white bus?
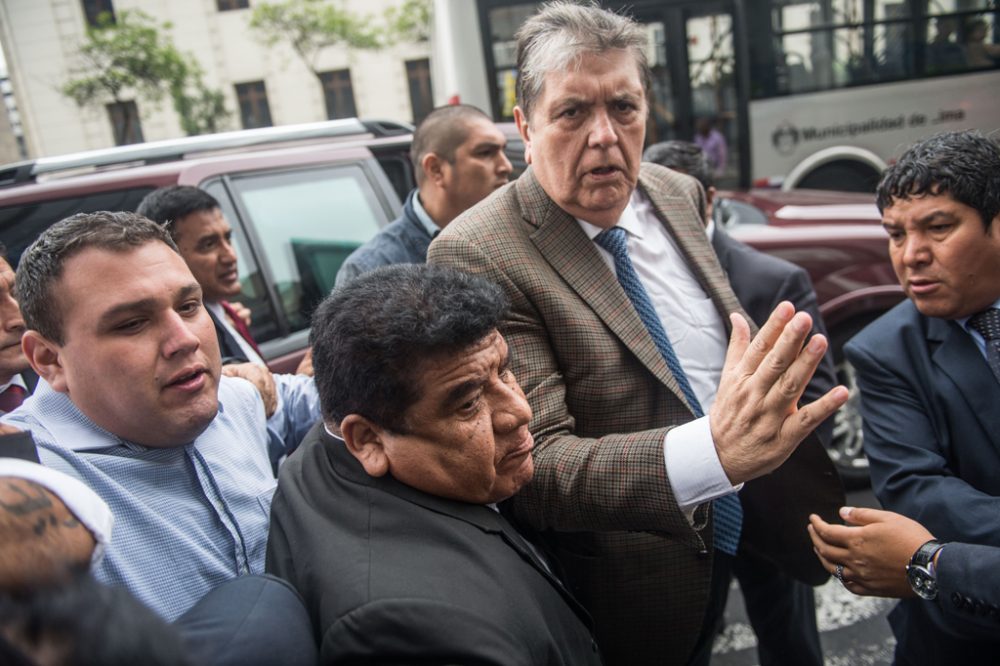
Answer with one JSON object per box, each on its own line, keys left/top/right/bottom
{"left": 432, "top": 0, "right": 1000, "bottom": 190}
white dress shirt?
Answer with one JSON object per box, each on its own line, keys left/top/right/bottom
{"left": 576, "top": 189, "right": 739, "bottom": 515}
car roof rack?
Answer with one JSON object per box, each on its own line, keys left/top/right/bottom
{"left": 0, "top": 118, "right": 414, "bottom": 186}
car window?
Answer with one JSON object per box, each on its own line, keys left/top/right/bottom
{"left": 201, "top": 179, "right": 282, "bottom": 344}
{"left": 226, "top": 164, "right": 387, "bottom": 335}
{"left": 0, "top": 187, "right": 156, "bottom": 266}
{"left": 714, "top": 197, "right": 771, "bottom": 229}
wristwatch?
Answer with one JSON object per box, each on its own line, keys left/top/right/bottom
{"left": 906, "top": 539, "right": 946, "bottom": 600}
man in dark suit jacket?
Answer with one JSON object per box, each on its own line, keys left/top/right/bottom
{"left": 644, "top": 140, "right": 837, "bottom": 666}
{"left": 266, "top": 265, "right": 602, "bottom": 665}
{"left": 428, "top": 6, "right": 846, "bottom": 664}
{"left": 843, "top": 130, "right": 1000, "bottom": 663}
{"left": 0, "top": 251, "right": 34, "bottom": 414}
{"left": 335, "top": 105, "right": 512, "bottom": 286}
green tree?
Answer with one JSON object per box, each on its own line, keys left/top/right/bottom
{"left": 62, "top": 10, "right": 231, "bottom": 140}
{"left": 249, "top": 0, "right": 382, "bottom": 79}
{"left": 383, "top": 0, "right": 432, "bottom": 44}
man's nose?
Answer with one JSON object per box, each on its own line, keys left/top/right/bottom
{"left": 0, "top": 294, "right": 24, "bottom": 333}
{"left": 587, "top": 110, "right": 618, "bottom": 148}
{"left": 220, "top": 240, "right": 238, "bottom": 264}
{"left": 901, "top": 234, "right": 931, "bottom": 266}
{"left": 497, "top": 151, "right": 513, "bottom": 176}
{"left": 162, "top": 310, "right": 201, "bottom": 358}
{"left": 492, "top": 378, "right": 532, "bottom": 433}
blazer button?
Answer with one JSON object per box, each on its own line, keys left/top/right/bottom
{"left": 951, "top": 592, "right": 963, "bottom": 607}
{"left": 697, "top": 549, "right": 710, "bottom": 560}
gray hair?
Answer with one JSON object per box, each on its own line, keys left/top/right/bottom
{"left": 17, "top": 211, "right": 178, "bottom": 344}
{"left": 515, "top": 1, "right": 651, "bottom": 120}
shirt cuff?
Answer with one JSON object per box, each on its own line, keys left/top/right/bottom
{"left": 0, "top": 459, "right": 114, "bottom": 566}
{"left": 663, "top": 416, "right": 742, "bottom": 521}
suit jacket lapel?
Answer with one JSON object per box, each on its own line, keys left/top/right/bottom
{"left": 639, "top": 168, "right": 745, "bottom": 336}
{"left": 324, "top": 428, "right": 592, "bottom": 622}
{"left": 928, "top": 317, "right": 1000, "bottom": 445}
{"left": 518, "top": 167, "right": 696, "bottom": 413}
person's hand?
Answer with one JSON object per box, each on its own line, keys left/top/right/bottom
{"left": 295, "top": 348, "right": 313, "bottom": 376}
{"left": 222, "top": 363, "right": 277, "bottom": 417}
{"left": 0, "top": 477, "right": 96, "bottom": 589}
{"left": 710, "top": 302, "right": 849, "bottom": 484}
{"left": 808, "top": 506, "right": 934, "bottom": 598}
{"left": 228, "top": 301, "right": 253, "bottom": 327}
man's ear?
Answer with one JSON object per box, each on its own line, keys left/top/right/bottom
{"left": 513, "top": 106, "right": 532, "bottom": 165}
{"left": 339, "top": 414, "right": 390, "bottom": 477}
{"left": 421, "top": 152, "right": 447, "bottom": 187}
{"left": 22, "top": 331, "right": 68, "bottom": 393}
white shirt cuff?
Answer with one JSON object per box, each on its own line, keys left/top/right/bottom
{"left": 663, "top": 416, "right": 742, "bottom": 521}
{"left": 0, "top": 459, "right": 114, "bottom": 566}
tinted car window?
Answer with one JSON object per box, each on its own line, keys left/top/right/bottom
{"left": 714, "top": 198, "right": 770, "bottom": 229}
{"left": 0, "top": 187, "right": 155, "bottom": 265}
{"left": 201, "top": 179, "right": 282, "bottom": 344}
{"left": 227, "top": 164, "right": 387, "bottom": 334}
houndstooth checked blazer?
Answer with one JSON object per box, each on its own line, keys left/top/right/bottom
{"left": 428, "top": 163, "right": 842, "bottom": 666}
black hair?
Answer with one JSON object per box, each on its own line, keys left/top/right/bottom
{"left": 876, "top": 130, "right": 1000, "bottom": 229}
{"left": 136, "top": 186, "right": 221, "bottom": 239}
{"left": 310, "top": 264, "right": 509, "bottom": 432}
{"left": 16, "top": 211, "right": 177, "bottom": 344}
{"left": 0, "top": 573, "right": 191, "bottom": 666}
{"left": 643, "top": 140, "right": 714, "bottom": 190}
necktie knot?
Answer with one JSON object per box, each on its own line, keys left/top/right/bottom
{"left": 594, "top": 226, "right": 628, "bottom": 258}
{"left": 969, "top": 308, "right": 1000, "bottom": 342}
{"left": 0, "top": 383, "right": 27, "bottom": 413}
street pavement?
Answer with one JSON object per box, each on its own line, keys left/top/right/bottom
{"left": 712, "top": 487, "right": 899, "bottom": 665}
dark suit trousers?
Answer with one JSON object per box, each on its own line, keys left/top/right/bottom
{"left": 733, "top": 550, "right": 822, "bottom": 666}
{"left": 174, "top": 574, "right": 317, "bottom": 666}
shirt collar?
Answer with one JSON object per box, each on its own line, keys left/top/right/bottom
{"left": 411, "top": 192, "right": 443, "bottom": 239}
{"left": 0, "top": 373, "right": 27, "bottom": 394}
{"left": 575, "top": 189, "right": 646, "bottom": 241}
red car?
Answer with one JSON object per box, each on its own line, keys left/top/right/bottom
{"left": 717, "top": 188, "right": 904, "bottom": 483}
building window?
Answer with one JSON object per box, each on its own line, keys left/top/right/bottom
{"left": 216, "top": 0, "right": 249, "bottom": 10}
{"left": 106, "top": 101, "right": 143, "bottom": 145}
{"left": 81, "top": 0, "right": 115, "bottom": 26}
{"left": 319, "top": 69, "right": 358, "bottom": 120}
{"left": 405, "top": 59, "right": 433, "bottom": 124}
{"left": 235, "top": 81, "right": 273, "bottom": 129}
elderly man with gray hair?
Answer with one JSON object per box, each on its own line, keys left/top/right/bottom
{"left": 428, "top": 3, "right": 846, "bottom": 665}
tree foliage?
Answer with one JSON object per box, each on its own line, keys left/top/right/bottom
{"left": 383, "top": 0, "right": 432, "bottom": 44}
{"left": 249, "top": 0, "right": 432, "bottom": 77}
{"left": 249, "top": 0, "right": 382, "bottom": 76}
{"left": 62, "top": 10, "right": 231, "bottom": 137}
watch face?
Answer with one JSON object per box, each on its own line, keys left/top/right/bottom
{"left": 907, "top": 564, "right": 938, "bottom": 600}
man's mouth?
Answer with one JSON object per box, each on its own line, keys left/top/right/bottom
{"left": 165, "top": 366, "right": 208, "bottom": 391}
{"left": 589, "top": 165, "right": 619, "bottom": 177}
{"left": 908, "top": 278, "right": 941, "bottom": 295}
{"left": 500, "top": 432, "right": 534, "bottom": 464}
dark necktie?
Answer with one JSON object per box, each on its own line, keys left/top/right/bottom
{"left": 595, "top": 226, "right": 742, "bottom": 556}
{"left": 0, "top": 383, "right": 27, "bottom": 413}
{"left": 221, "top": 300, "right": 263, "bottom": 358}
{"left": 968, "top": 307, "right": 1000, "bottom": 385}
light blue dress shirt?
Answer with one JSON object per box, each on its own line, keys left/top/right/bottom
{"left": 1, "top": 376, "right": 309, "bottom": 621}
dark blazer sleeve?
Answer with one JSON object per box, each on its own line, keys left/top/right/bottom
{"left": 713, "top": 230, "right": 837, "bottom": 444}
{"left": 935, "top": 542, "right": 1000, "bottom": 639}
{"left": 322, "top": 598, "right": 530, "bottom": 666}
{"left": 845, "top": 325, "right": 1000, "bottom": 547}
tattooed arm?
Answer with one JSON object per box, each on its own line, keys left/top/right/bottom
{"left": 0, "top": 476, "right": 97, "bottom": 588}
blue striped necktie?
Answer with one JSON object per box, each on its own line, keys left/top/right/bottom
{"left": 594, "top": 226, "right": 742, "bottom": 555}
